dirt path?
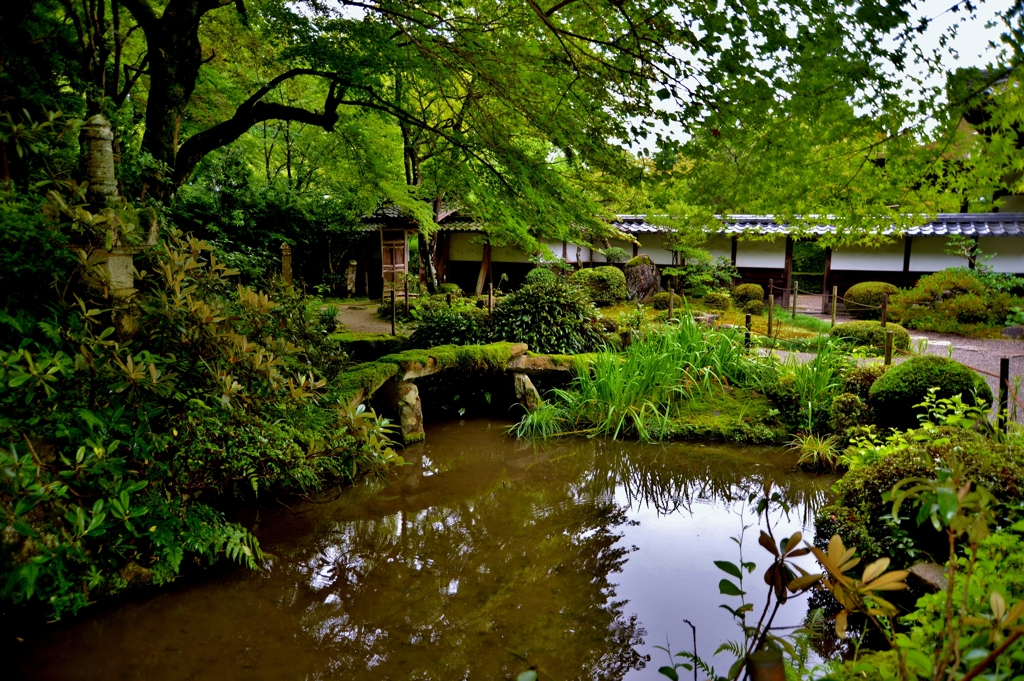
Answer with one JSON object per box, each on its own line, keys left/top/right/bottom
{"left": 336, "top": 303, "right": 406, "bottom": 335}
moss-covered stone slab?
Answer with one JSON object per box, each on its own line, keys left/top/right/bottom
{"left": 330, "top": 332, "right": 409, "bottom": 362}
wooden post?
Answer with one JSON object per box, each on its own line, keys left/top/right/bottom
{"left": 1000, "top": 357, "right": 1010, "bottom": 432}
{"left": 404, "top": 277, "right": 410, "bottom": 315}
{"left": 768, "top": 278, "right": 773, "bottom": 299}
{"left": 884, "top": 330, "right": 894, "bottom": 365}
{"left": 446, "top": 293, "right": 453, "bottom": 307}
{"left": 745, "top": 314, "right": 752, "bottom": 348}
{"left": 881, "top": 293, "right": 889, "bottom": 327}
{"left": 488, "top": 282, "right": 494, "bottom": 312}
{"left": 791, "top": 281, "right": 799, "bottom": 319}
{"left": 390, "top": 289, "right": 397, "bottom": 336}
{"left": 831, "top": 286, "right": 838, "bottom": 328}
{"left": 668, "top": 287, "right": 675, "bottom": 320}
{"left": 767, "top": 295, "right": 774, "bottom": 338}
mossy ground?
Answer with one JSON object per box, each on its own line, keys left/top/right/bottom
{"left": 598, "top": 300, "right": 826, "bottom": 340}
{"left": 660, "top": 388, "right": 788, "bottom": 443}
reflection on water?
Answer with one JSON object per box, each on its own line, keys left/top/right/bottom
{"left": 14, "top": 420, "right": 832, "bottom": 680}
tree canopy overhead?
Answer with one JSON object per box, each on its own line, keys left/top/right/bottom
{"left": 2, "top": 0, "right": 1020, "bottom": 250}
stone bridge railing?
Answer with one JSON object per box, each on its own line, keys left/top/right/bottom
{"left": 337, "top": 342, "right": 577, "bottom": 443}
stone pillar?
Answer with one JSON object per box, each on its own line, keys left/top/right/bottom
{"left": 80, "top": 115, "right": 138, "bottom": 335}
{"left": 80, "top": 114, "right": 119, "bottom": 206}
{"left": 513, "top": 373, "right": 541, "bottom": 412}
{"left": 281, "top": 242, "right": 293, "bottom": 285}
{"left": 345, "top": 259, "right": 358, "bottom": 296}
{"left": 380, "top": 377, "right": 425, "bottom": 444}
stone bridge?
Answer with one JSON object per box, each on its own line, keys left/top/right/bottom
{"left": 337, "top": 342, "right": 579, "bottom": 443}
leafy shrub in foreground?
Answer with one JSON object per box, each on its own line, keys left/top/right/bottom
{"left": 815, "top": 426, "right": 1024, "bottom": 564}
{"left": 869, "top": 355, "right": 992, "bottom": 430}
{"left": 525, "top": 267, "right": 556, "bottom": 285}
{"left": 0, "top": 227, "right": 395, "bottom": 618}
{"left": 490, "top": 280, "right": 606, "bottom": 354}
{"left": 568, "top": 265, "right": 628, "bottom": 305}
{"left": 843, "top": 281, "right": 899, "bottom": 319}
{"left": 732, "top": 283, "right": 764, "bottom": 306}
{"left": 829, "top": 320, "right": 910, "bottom": 351}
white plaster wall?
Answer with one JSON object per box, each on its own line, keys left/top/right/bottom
{"left": 735, "top": 239, "right": 786, "bottom": 268}
{"left": 831, "top": 240, "right": 905, "bottom": 272}
{"left": 701, "top": 234, "right": 733, "bottom": 261}
{"left": 450, "top": 232, "right": 484, "bottom": 261}
{"left": 910, "top": 236, "right": 967, "bottom": 272}
{"left": 979, "top": 237, "right": 1024, "bottom": 273}
{"left": 637, "top": 234, "right": 675, "bottom": 265}
{"left": 491, "top": 245, "right": 532, "bottom": 263}
{"left": 591, "top": 238, "right": 634, "bottom": 263}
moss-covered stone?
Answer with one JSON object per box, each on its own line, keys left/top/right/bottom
{"left": 336, "top": 361, "right": 401, "bottom": 407}
{"left": 330, "top": 332, "right": 409, "bottom": 361}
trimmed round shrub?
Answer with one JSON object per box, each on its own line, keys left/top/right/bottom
{"left": 568, "top": 265, "right": 628, "bottom": 306}
{"left": 742, "top": 299, "right": 766, "bottom": 316}
{"left": 869, "top": 355, "right": 993, "bottom": 430}
{"left": 525, "top": 267, "right": 557, "bottom": 285}
{"left": 651, "top": 291, "right": 681, "bottom": 310}
{"left": 842, "top": 363, "right": 890, "bottom": 400}
{"left": 733, "top": 283, "right": 765, "bottom": 306}
{"left": 844, "top": 281, "right": 900, "bottom": 319}
{"left": 490, "top": 280, "right": 606, "bottom": 354}
{"left": 410, "top": 307, "right": 486, "bottom": 348}
{"left": 704, "top": 291, "right": 731, "bottom": 310}
{"left": 830, "top": 320, "right": 910, "bottom": 351}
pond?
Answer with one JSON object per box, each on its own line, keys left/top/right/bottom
{"left": 14, "top": 419, "right": 834, "bottom": 680}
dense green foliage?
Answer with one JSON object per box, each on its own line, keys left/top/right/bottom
{"left": 0, "top": 225, "right": 398, "bottom": 618}
{"left": 892, "top": 268, "right": 1024, "bottom": 335}
{"left": 869, "top": 356, "right": 992, "bottom": 430}
{"left": 829, "top": 320, "right": 911, "bottom": 351}
{"left": 410, "top": 306, "right": 487, "bottom": 348}
{"left": 732, "top": 284, "right": 764, "bottom": 306}
{"left": 568, "top": 266, "right": 629, "bottom": 306}
{"left": 662, "top": 256, "right": 738, "bottom": 298}
{"left": 843, "top": 281, "right": 900, "bottom": 319}
{"left": 490, "top": 281, "right": 607, "bottom": 354}
{"left": 514, "top": 319, "right": 778, "bottom": 442}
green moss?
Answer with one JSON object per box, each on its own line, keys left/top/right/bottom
{"left": 330, "top": 332, "right": 409, "bottom": 361}
{"left": 335, "top": 361, "right": 401, "bottom": 407}
{"left": 624, "top": 255, "right": 652, "bottom": 268}
{"left": 658, "top": 389, "right": 787, "bottom": 443}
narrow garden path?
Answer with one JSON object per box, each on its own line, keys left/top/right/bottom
{"left": 336, "top": 303, "right": 406, "bottom": 335}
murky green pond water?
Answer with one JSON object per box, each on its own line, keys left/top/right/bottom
{"left": 14, "top": 419, "right": 833, "bottom": 680}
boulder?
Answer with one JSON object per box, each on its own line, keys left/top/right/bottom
{"left": 623, "top": 255, "right": 661, "bottom": 302}
{"left": 1002, "top": 325, "right": 1024, "bottom": 340}
{"left": 908, "top": 562, "right": 947, "bottom": 593}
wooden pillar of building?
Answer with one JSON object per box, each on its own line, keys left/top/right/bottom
{"left": 281, "top": 243, "right": 293, "bottom": 285}
{"left": 821, "top": 246, "right": 832, "bottom": 313}
{"left": 475, "top": 243, "right": 492, "bottom": 295}
{"left": 902, "top": 235, "right": 913, "bottom": 287}
{"left": 730, "top": 236, "right": 738, "bottom": 265}
{"left": 783, "top": 236, "right": 794, "bottom": 308}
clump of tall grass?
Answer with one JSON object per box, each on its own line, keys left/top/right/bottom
{"left": 513, "top": 316, "right": 764, "bottom": 441}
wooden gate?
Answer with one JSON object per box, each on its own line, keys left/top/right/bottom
{"left": 381, "top": 229, "right": 409, "bottom": 295}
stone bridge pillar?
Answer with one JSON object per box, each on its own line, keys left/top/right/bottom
{"left": 380, "top": 377, "right": 425, "bottom": 444}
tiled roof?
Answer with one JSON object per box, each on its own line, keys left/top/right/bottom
{"left": 613, "top": 213, "right": 1024, "bottom": 237}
